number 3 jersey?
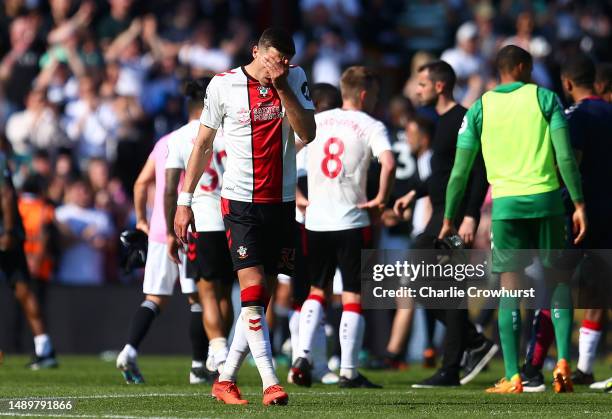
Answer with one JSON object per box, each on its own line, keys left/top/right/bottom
{"left": 165, "top": 120, "right": 227, "bottom": 232}
{"left": 199, "top": 66, "right": 314, "bottom": 204}
{"left": 304, "top": 108, "right": 391, "bottom": 232}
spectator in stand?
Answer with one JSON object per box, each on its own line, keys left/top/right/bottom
{"left": 97, "top": 0, "right": 134, "bottom": 49}
{"left": 178, "top": 21, "right": 232, "bottom": 76}
{"left": 55, "top": 178, "right": 113, "bottom": 285}
{"left": 62, "top": 76, "right": 119, "bottom": 163}
{"left": 5, "top": 87, "right": 69, "bottom": 158}
{"left": 397, "top": 0, "right": 449, "bottom": 55}
{"left": 441, "top": 21, "right": 487, "bottom": 107}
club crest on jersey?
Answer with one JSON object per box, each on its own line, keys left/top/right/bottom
{"left": 237, "top": 245, "right": 248, "bottom": 259}
{"left": 257, "top": 85, "right": 270, "bottom": 99}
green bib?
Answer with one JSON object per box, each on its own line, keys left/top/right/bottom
{"left": 481, "top": 83, "right": 559, "bottom": 198}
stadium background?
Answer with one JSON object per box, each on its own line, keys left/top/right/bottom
{"left": 0, "top": 0, "right": 610, "bottom": 362}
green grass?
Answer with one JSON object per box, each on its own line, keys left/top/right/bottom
{"left": 0, "top": 355, "right": 610, "bottom": 418}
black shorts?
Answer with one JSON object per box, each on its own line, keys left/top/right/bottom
{"left": 306, "top": 227, "right": 372, "bottom": 293}
{"left": 186, "top": 231, "right": 235, "bottom": 283}
{"left": 221, "top": 198, "right": 296, "bottom": 276}
{"left": 0, "top": 243, "right": 31, "bottom": 288}
{"left": 292, "top": 222, "right": 309, "bottom": 305}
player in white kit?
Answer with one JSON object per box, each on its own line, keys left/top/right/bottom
{"left": 291, "top": 66, "right": 396, "bottom": 389}
{"left": 164, "top": 79, "right": 237, "bottom": 381}
{"left": 116, "top": 117, "right": 204, "bottom": 385}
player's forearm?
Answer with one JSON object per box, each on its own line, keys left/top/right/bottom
{"left": 164, "top": 169, "right": 181, "bottom": 234}
{"left": 551, "top": 127, "right": 584, "bottom": 204}
{"left": 182, "top": 126, "right": 215, "bottom": 194}
{"left": 133, "top": 182, "right": 148, "bottom": 224}
{"left": 464, "top": 151, "right": 488, "bottom": 220}
{"left": 1, "top": 186, "right": 16, "bottom": 232}
{"left": 277, "top": 87, "right": 316, "bottom": 143}
{"left": 376, "top": 151, "right": 396, "bottom": 204}
{"left": 444, "top": 147, "right": 478, "bottom": 220}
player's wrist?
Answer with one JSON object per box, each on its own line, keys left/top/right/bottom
{"left": 177, "top": 192, "right": 193, "bottom": 207}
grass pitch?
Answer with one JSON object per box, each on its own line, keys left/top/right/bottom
{"left": 0, "top": 355, "right": 610, "bottom": 418}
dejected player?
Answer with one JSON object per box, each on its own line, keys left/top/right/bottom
{"left": 174, "top": 28, "right": 316, "bottom": 406}
{"left": 290, "top": 66, "right": 396, "bottom": 389}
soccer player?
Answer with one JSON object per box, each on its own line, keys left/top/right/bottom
{"left": 594, "top": 63, "right": 612, "bottom": 103}
{"left": 394, "top": 61, "right": 495, "bottom": 388}
{"left": 164, "top": 79, "right": 234, "bottom": 378}
{"left": 0, "top": 148, "right": 57, "bottom": 369}
{"left": 441, "top": 45, "right": 586, "bottom": 394}
{"left": 174, "top": 28, "right": 316, "bottom": 406}
{"left": 116, "top": 118, "right": 207, "bottom": 385}
{"left": 290, "top": 66, "right": 396, "bottom": 389}
{"left": 287, "top": 83, "right": 342, "bottom": 385}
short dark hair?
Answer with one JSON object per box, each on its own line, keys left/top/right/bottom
{"left": 258, "top": 28, "right": 295, "bottom": 57}
{"left": 595, "top": 63, "right": 612, "bottom": 94}
{"left": 561, "top": 53, "right": 595, "bottom": 88}
{"left": 496, "top": 45, "right": 532, "bottom": 73}
{"left": 411, "top": 115, "right": 435, "bottom": 140}
{"left": 340, "top": 66, "right": 379, "bottom": 101}
{"left": 418, "top": 60, "right": 456, "bottom": 93}
{"left": 311, "top": 83, "right": 342, "bottom": 113}
{"left": 21, "top": 174, "right": 46, "bottom": 195}
{"left": 183, "top": 78, "right": 210, "bottom": 112}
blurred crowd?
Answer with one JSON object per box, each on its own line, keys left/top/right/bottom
{"left": 0, "top": 0, "right": 610, "bottom": 285}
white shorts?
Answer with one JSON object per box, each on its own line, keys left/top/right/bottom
{"left": 143, "top": 241, "right": 197, "bottom": 296}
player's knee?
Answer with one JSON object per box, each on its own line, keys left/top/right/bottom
{"left": 146, "top": 295, "right": 167, "bottom": 309}
{"left": 342, "top": 291, "right": 361, "bottom": 306}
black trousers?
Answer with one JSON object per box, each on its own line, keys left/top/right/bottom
{"left": 416, "top": 207, "right": 485, "bottom": 373}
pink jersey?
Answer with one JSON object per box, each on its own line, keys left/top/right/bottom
{"left": 148, "top": 135, "right": 180, "bottom": 243}
{"left": 200, "top": 66, "right": 314, "bottom": 203}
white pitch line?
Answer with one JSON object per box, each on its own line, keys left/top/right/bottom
{"left": 0, "top": 414, "right": 196, "bottom": 419}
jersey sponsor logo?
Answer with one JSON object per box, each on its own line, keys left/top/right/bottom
{"left": 458, "top": 116, "right": 468, "bottom": 134}
{"left": 252, "top": 105, "right": 282, "bottom": 122}
{"left": 301, "top": 81, "right": 311, "bottom": 101}
{"left": 237, "top": 107, "right": 251, "bottom": 125}
{"left": 237, "top": 245, "right": 248, "bottom": 259}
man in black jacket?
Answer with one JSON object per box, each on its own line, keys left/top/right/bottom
{"left": 394, "top": 61, "right": 497, "bottom": 387}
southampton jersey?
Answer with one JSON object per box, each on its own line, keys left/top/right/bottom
{"left": 166, "top": 120, "right": 227, "bottom": 232}
{"left": 200, "top": 66, "right": 314, "bottom": 204}
{"left": 305, "top": 108, "right": 392, "bottom": 231}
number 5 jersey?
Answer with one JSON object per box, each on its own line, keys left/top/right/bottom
{"left": 165, "top": 120, "right": 227, "bottom": 232}
{"left": 304, "top": 108, "right": 391, "bottom": 232}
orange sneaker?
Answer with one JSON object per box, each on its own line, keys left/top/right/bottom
{"left": 262, "top": 384, "right": 288, "bottom": 406}
{"left": 553, "top": 359, "right": 574, "bottom": 393}
{"left": 212, "top": 380, "right": 248, "bottom": 405}
{"left": 485, "top": 374, "right": 523, "bottom": 394}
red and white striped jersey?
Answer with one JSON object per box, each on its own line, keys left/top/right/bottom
{"left": 304, "top": 108, "right": 392, "bottom": 232}
{"left": 200, "top": 66, "right": 315, "bottom": 204}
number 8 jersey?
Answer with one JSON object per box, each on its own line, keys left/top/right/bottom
{"left": 304, "top": 108, "right": 391, "bottom": 232}
{"left": 166, "top": 120, "right": 227, "bottom": 232}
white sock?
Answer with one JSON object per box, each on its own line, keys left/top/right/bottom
{"left": 219, "top": 316, "right": 250, "bottom": 382}
{"left": 34, "top": 334, "right": 52, "bottom": 358}
{"left": 339, "top": 310, "right": 364, "bottom": 380}
{"left": 577, "top": 327, "right": 601, "bottom": 374}
{"left": 241, "top": 306, "right": 279, "bottom": 389}
{"left": 209, "top": 337, "right": 228, "bottom": 374}
{"left": 123, "top": 344, "right": 137, "bottom": 359}
{"left": 297, "top": 298, "right": 324, "bottom": 362}
{"left": 312, "top": 318, "right": 329, "bottom": 373}
{"left": 191, "top": 360, "right": 203, "bottom": 368}
{"left": 289, "top": 310, "right": 300, "bottom": 363}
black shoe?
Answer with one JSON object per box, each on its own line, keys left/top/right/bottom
{"left": 189, "top": 366, "right": 216, "bottom": 384}
{"left": 412, "top": 369, "right": 459, "bottom": 388}
{"left": 290, "top": 357, "right": 312, "bottom": 387}
{"left": 571, "top": 368, "right": 595, "bottom": 385}
{"left": 28, "top": 351, "right": 58, "bottom": 370}
{"left": 520, "top": 369, "right": 546, "bottom": 393}
{"left": 339, "top": 373, "right": 382, "bottom": 389}
{"left": 460, "top": 339, "right": 498, "bottom": 385}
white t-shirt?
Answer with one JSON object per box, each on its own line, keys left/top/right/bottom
{"left": 200, "top": 66, "right": 315, "bottom": 204}
{"left": 295, "top": 147, "right": 308, "bottom": 224}
{"left": 165, "top": 120, "right": 226, "bottom": 232}
{"left": 304, "top": 108, "right": 391, "bottom": 231}
{"left": 55, "top": 204, "right": 113, "bottom": 285}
